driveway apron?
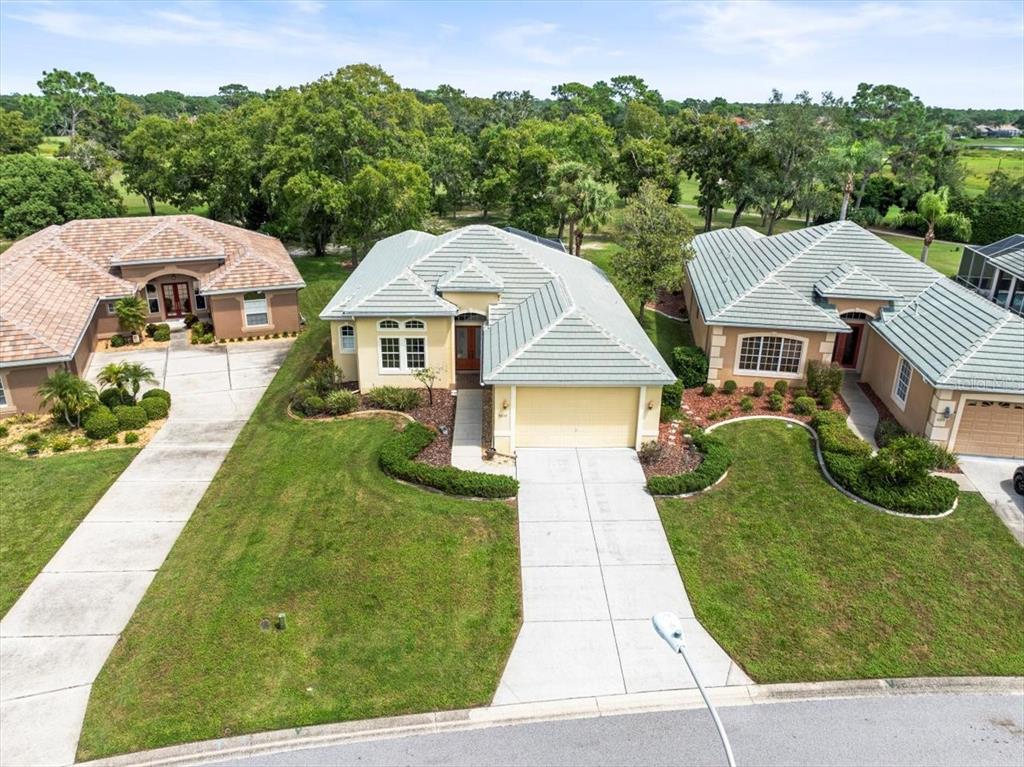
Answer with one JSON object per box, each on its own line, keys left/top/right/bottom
{"left": 0, "top": 337, "right": 291, "bottom": 767}
{"left": 494, "top": 448, "right": 751, "bottom": 706}
{"left": 958, "top": 456, "right": 1024, "bottom": 546}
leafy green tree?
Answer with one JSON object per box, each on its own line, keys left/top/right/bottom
{"left": 37, "top": 371, "right": 99, "bottom": 427}
{"left": 340, "top": 159, "right": 431, "bottom": 260}
{"left": 915, "top": 187, "right": 970, "bottom": 263}
{"left": 612, "top": 180, "right": 693, "bottom": 319}
{"left": 475, "top": 124, "right": 518, "bottom": 217}
{"left": 425, "top": 128, "right": 474, "bottom": 215}
{"left": 217, "top": 83, "right": 258, "bottom": 109}
{"left": 122, "top": 116, "right": 187, "bottom": 215}
{"left": 547, "top": 162, "right": 616, "bottom": 255}
{"left": 672, "top": 112, "right": 749, "bottom": 231}
{"left": 616, "top": 102, "right": 676, "bottom": 197}
{"left": 37, "top": 69, "right": 117, "bottom": 137}
{"left": 114, "top": 296, "right": 149, "bottom": 340}
{"left": 0, "top": 110, "right": 43, "bottom": 154}
{"left": 0, "top": 154, "right": 120, "bottom": 238}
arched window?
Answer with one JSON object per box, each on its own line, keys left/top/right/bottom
{"left": 737, "top": 336, "right": 804, "bottom": 374}
{"left": 378, "top": 319, "right": 399, "bottom": 329}
{"left": 404, "top": 319, "right": 425, "bottom": 329}
{"left": 840, "top": 311, "right": 871, "bottom": 320}
{"left": 339, "top": 324, "right": 355, "bottom": 352}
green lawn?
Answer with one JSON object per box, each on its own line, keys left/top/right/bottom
{"left": 659, "top": 420, "right": 1024, "bottom": 682}
{"left": 78, "top": 255, "right": 521, "bottom": 761}
{"left": 957, "top": 136, "right": 1024, "bottom": 148}
{"left": 0, "top": 449, "right": 139, "bottom": 616}
{"left": 642, "top": 309, "right": 693, "bottom": 361}
{"left": 961, "top": 147, "right": 1024, "bottom": 197}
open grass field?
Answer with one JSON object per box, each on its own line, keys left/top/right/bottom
{"left": 961, "top": 146, "right": 1024, "bottom": 197}
{"left": 77, "top": 256, "right": 521, "bottom": 760}
{"left": 957, "top": 136, "right": 1024, "bottom": 148}
{"left": 659, "top": 420, "right": 1024, "bottom": 682}
{"left": 0, "top": 448, "right": 139, "bottom": 616}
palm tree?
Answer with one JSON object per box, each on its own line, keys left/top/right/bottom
{"left": 97, "top": 361, "right": 129, "bottom": 397}
{"left": 916, "top": 187, "right": 948, "bottom": 264}
{"left": 37, "top": 371, "right": 98, "bottom": 427}
{"left": 114, "top": 295, "right": 148, "bottom": 342}
{"left": 121, "top": 362, "right": 158, "bottom": 403}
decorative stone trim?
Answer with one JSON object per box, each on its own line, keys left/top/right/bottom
{"left": 705, "top": 415, "right": 958, "bottom": 519}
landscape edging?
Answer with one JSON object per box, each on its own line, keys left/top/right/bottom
{"left": 705, "top": 415, "right": 958, "bottom": 519}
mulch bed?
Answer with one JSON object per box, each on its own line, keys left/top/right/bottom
{"left": 401, "top": 389, "right": 455, "bottom": 467}
{"left": 648, "top": 288, "right": 688, "bottom": 319}
{"left": 681, "top": 385, "right": 849, "bottom": 429}
{"left": 642, "top": 420, "right": 703, "bottom": 479}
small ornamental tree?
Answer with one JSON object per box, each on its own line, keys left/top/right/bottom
{"left": 114, "top": 295, "right": 148, "bottom": 340}
{"left": 413, "top": 366, "right": 443, "bottom": 406}
{"left": 37, "top": 370, "right": 99, "bottom": 427}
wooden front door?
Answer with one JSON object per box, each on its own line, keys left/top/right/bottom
{"left": 161, "top": 282, "right": 192, "bottom": 318}
{"left": 832, "top": 323, "right": 863, "bottom": 368}
{"left": 455, "top": 326, "right": 481, "bottom": 371}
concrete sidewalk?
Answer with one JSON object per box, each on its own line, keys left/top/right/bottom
{"left": 841, "top": 371, "right": 879, "bottom": 449}
{"left": 494, "top": 448, "right": 750, "bottom": 706}
{"left": 450, "top": 389, "right": 514, "bottom": 477}
{"left": 0, "top": 339, "right": 291, "bottom": 767}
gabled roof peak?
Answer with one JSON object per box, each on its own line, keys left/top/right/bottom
{"left": 436, "top": 255, "right": 505, "bottom": 292}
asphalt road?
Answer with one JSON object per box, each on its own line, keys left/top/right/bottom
{"left": 216, "top": 693, "right": 1024, "bottom": 767}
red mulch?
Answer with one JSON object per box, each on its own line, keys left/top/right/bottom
{"left": 681, "top": 384, "right": 849, "bottom": 429}
{"left": 649, "top": 288, "right": 688, "bottom": 319}
{"left": 641, "top": 419, "right": 703, "bottom": 479}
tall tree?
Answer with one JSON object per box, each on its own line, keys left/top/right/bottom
{"left": 340, "top": 159, "right": 431, "bottom": 260}
{"left": 0, "top": 110, "right": 43, "bottom": 154}
{"left": 547, "top": 162, "right": 616, "bottom": 255}
{"left": 612, "top": 180, "right": 693, "bottom": 320}
{"left": 916, "top": 187, "right": 948, "bottom": 263}
{"left": 672, "top": 112, "right": 750, "bottom": 231}
{"left": 36, "top": 70, "right": 116, "bottom": 137}
{"left": 122, "top": 116, "right": 187, "bottom": 215}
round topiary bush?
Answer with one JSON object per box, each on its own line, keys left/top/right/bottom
{"left": 752, "top": 381, "right": 765, "bottom": 397}
{"left": 113, "top": 404, "right": 148, "bottom": 431}
{"left": 124, "top": 432, "right": 140, "bottom": 444}
{"left": 701, "top": 383, "right": 716, "bottom": 397}
{"left": 324, "top": 389, "right": 359, "bottom": 416}
{"left": 109, "top": 335, "right": 127, "bottom": 348}
{"left": 142, "top": 388, "right": 172, "bottom": 405}
{"left": 99, "top": 387, "right": 127, "bottom": 409}
{"left": 793, "top": 396, "right": 817, "bottom": 416}
{"left": 84, "top": 406, "right": 119, "bottom": 440}
{"left": 740, "top": 396, "right": 754, "bottom": 412}
{"left": 140, "top": 396, "right": 169, "bottom": 420}
{"left": 773, "top": 380, "right": 788, "bottom": 396}
{"left": 767, "top": 392, "right": 785, "bottom": 412}
{"left": 722, "top": 380, "right": 737, "bottom": 395}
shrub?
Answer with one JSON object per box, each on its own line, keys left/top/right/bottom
{"left": 812, "top": 411, "right": 873, "bottom": 457}
{"left": 99, "top": 387, "right": 128, "bottom": 409}
{"left": 366, "top": 386, "right": 421, "bottom": 412}
{"left": 818, "top": 390, "right": 835, "bottom": 409}
{"left": 661, "top": 380, "right": 683, "bottom": 409}
{"left": 145, "top": 323, "right": 158, "bottom": 338}
{"left": 50, "top": 436, "right": 72, "bottom": 452}
{"left": 107, "top": 434, "right": 119, "bottom": 444}
{"left": 722, "top": 380, "right": 737, "bottom": 395}
{"left": 671, "top": 346, "right": 709, "bottom": 388}
{"left": 660, "top": 405, "right": 677, "bottom": 423}
{"left": 308, "top": 359, "right": 343, "bottom": 394}
{"left": 864, "top": 435, "right": 933, "bottom": 486}
{"left": 83, "top": 406, "right": 119, "bottom": 439}
{"left": 793, "top": 396, "right": 817, "bottom": 416}
{"left": 647, "top": 431, "right": 731, "bottom": 495}
{"left": 153, "top": 325, "right": 171, "bottom": 342}
{"left": 638, "top": 440, "right": 663, "bottom": 465}
{"left": 875, "top": 418, "right": 906, "bottom": 448}
{"left": 190, "top": 323, "right": 215, "bottom": 344}
{"left": 323, "top": 389, "right": 359, "bottom": 416}
{"left": 298, "top": 395, "right": 326, "bottom": 416}
{"left": 109, "top": 335, "right": 126, "bottom": 348}
{"left": 773, "top": 380, "right": 788, "bottom": 396}
{"left": 0, "top": 425, "right": 8, "bottom": 438}
{"left": 142, "top": 388, "right": 172, "bottom": 405}
{"left": 379, "top": 422, "right": 519, "bottom": 498}
{"left": 791, "top": 386, "right": 807, "bottom": 400}
{"left": 140, "top": 396, "right": 169, "bottom": 420}
{"left": 123, "top": 432, "right": 140, "bottom": 445}
{"left": 752, "top": 381, "right": 765, "bottom": 397}
{"left": 924, "top": 441, "right": 959, "bottom": 472}
{"left": 806, "top": 360, "right": 843, "bottom": 397}
{"left": 21, "top": 431, "right": 43, "bottom": 448}
{"left": 183, "top": 313, "right": 199, "bottom": 328}
{"left": 701, "top": 383, "right": 716, "bottom": 397}
{"left": 767, "top": 392, "right": 784, "bottom": 411}
{"left": 740, "top": 396, "right": 754, "bottom": 412}
{"left": 113, "top": 404, "right": 148, "bottom": 431}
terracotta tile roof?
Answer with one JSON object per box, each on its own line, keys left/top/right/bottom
{"left": 1, "top": 215, "right": 303, "bottom": 366}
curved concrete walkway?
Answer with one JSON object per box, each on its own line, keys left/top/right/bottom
{"left": 0, "top": 337, "right": 291, "bottom": 767}
{"left": 840, "top": 371, "right": 879, "bottom": 449}
{"left": 494, "top": 448, "right": 750, "bottom": 706}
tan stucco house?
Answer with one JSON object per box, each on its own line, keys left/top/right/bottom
{"left": 684, "top": 221, "right": 1024, "bottom": 459}
{"left": 320, "top": 225, "right": 675, "bottom": 452}
{"left": 0, "top": 215, "right": 304, "bottom": 415}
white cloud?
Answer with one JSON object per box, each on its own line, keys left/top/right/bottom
{"left": 492, "top": 21, "right": 598, "bottom": 66}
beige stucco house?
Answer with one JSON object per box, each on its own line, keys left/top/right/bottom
{"left": 0, "top": 215, "right": 304, "bottom": 415}
{"left": 684, "top": 221, "right": 1024, "bottom": 459}
{"left": 320, "top": 225, "right": 675, "bottom": 452}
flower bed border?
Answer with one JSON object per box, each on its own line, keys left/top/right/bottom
{"left": 646, "top": 430, "right": 732, "bottom": 498}
{"left": 706, "top": 416, "right": 957, "bottom": 519}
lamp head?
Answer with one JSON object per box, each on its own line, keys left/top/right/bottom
{"left": 652, "top": 611, "right": 685, "bottom": 653}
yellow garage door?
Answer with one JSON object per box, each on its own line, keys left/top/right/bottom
{"left": 954, "top": 400, "right": 1024, "bottom": 458}
{"left": 516, "top": 387, "right": 639, "bottom": 448}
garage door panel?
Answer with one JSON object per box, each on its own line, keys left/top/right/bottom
{"left": 954, "top": 400, "right": 1024, "bottom": 458}
{"left": 516, "top": 387, "right": 639, "bottom": 448}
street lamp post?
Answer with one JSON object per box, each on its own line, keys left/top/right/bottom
{"left": 652, "top": 611, "right": 737, "bottom": 767}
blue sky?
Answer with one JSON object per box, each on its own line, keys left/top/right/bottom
{"left": 2, "top": 1, "right": 1022, "bottom": 108}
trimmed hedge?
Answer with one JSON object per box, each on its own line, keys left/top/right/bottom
{"left": 661, "top": 380, "right": 683, "bottom": 409}
{"left": 647, "top": 431, "right": 731, "bottom": 495}
{"left": 671, "top": 346, "right": 709, "bottom": 388}
{"left": 810, "top": 411, "right": 957, "bottom": 515}
{"left": 379, "top": 422, "right": 518, "bottom": 499}
{"left": 142, "top": 388, "right": 172, "bottom": 405}
{"left": 83, "top": 406, "right": 119, "bottom": 440}
{"left": 140, "top": 396, "right": 169, "bottom": 420}
{"left": 113, "top": 404, "right": 149, "bottom": 431}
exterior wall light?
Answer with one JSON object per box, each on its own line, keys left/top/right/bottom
{"left": 502, "top": 400, "right": 509, "bottom": 410}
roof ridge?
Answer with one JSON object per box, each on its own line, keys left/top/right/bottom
{"left": 879, "top": 276, "right": 946, "bottom": 323}
{"left": 347, "top": 267, "right": 455, "bottom": 313}
{"left": 487, "top": 301, "right": 574, "bottom": 378}
{"left": 165, "top": 219, "right": 230, "bottom": 257}
{"left": 935, "top": 311, "right": 1015, "bottom": 385}
{"left": 48, "top": 237, "right": 135, "bottom": 294}
{"left": 709, "top": 223, "right": 843, "bottom": 320}
{"left": 110, "top": 218, "right": 174, "bottom": 260}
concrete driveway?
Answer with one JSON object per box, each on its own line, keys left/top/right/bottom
{"left": 958, "top": 456, "right": 1024, "bottom": 546}
{"left": 494, "top": 448, "right": 750, "bottom": 706}
{"left": 0, "top": 337, "right": 292, "bottom": 767}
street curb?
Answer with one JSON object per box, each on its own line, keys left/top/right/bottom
{"left": 78, "top": 677, "right": 1023, "bottom": 767}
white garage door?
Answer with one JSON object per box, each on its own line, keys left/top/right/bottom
{"left": 516, "top": 387, "right": 640, "bottom": 448}
{"left": 954, "top": 400, "right": 1024, "bottom": 458}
